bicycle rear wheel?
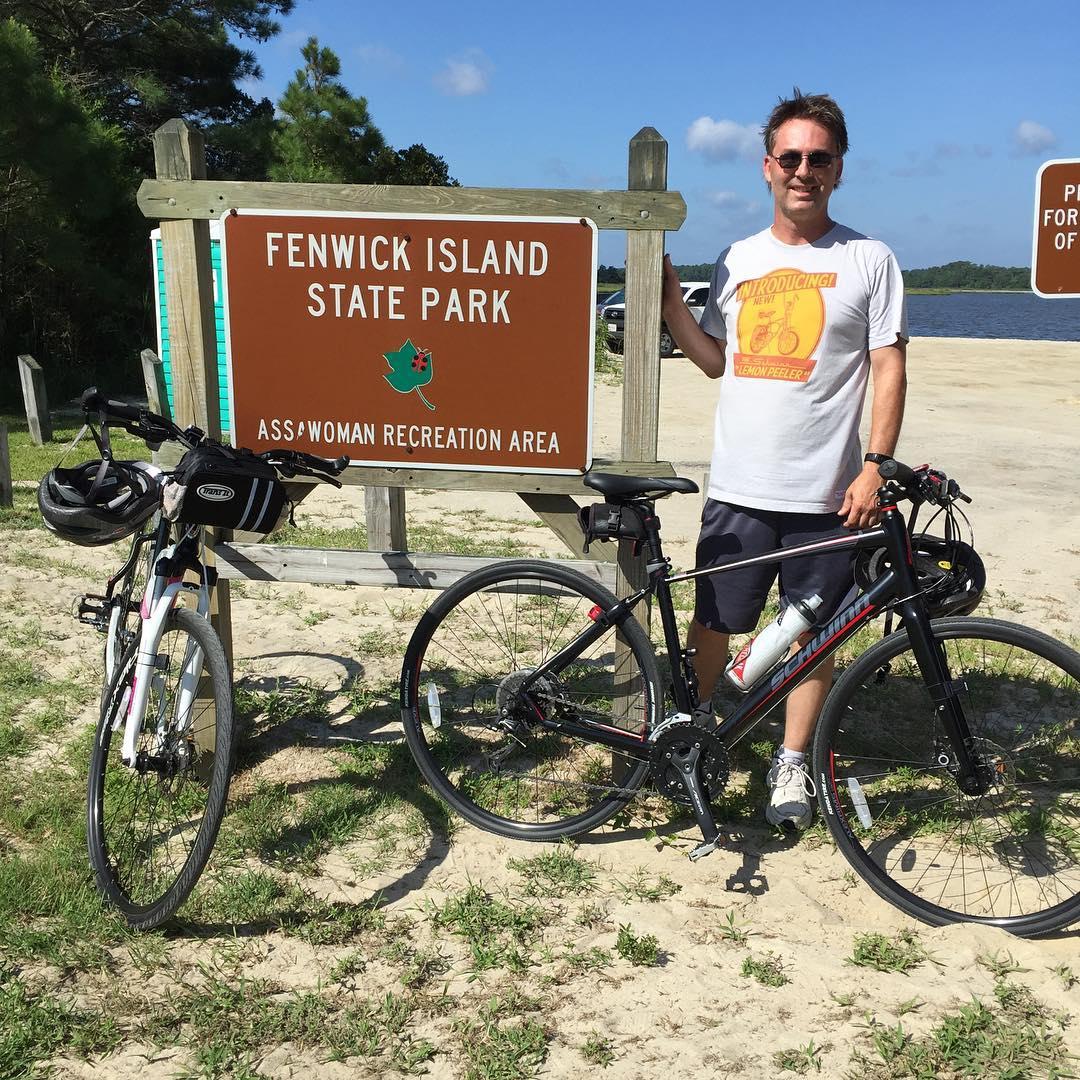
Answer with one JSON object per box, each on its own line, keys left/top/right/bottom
{"left": 88, "top": 607, "right": 233, "bottom": 930}
{"left": 814, "top": 617, "right": 1080, "bottom": 937}
{"left": 401, "top": 560, "right": 662, "bottom": 840}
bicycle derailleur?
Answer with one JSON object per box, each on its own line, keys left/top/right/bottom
{"left": 649, "top": 723, "right": 730, "bottom": 861}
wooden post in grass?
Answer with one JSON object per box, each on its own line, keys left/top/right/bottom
{"left": 0, "top": 425, "right": 11, "bottom": 509}
{"left": 613, "top": 129, "right": 669, "bottom": 758}
{"left": 152, "top": 120, "right": 233, "bottom": 679}
{"left": 17, "top": 354, "right": 51, "bottom": 445}
{"left": 365, "top": 486, "right": 407, "bottom": 551}
{"left": 140, "top": 348, "right": 170, "bottom": 418}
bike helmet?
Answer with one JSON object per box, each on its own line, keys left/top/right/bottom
{"left": 38, "top": 459, "right": 163, "bottom": 547}
{"left": 854, "top": 534, "right": 986, "bottom": 617}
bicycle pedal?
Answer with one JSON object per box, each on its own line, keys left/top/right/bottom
{"left": 688, "top": 837, "right": 721, "bottom": 861}
{"left": 75, "top": 594, "right": 110, "bottom": 630}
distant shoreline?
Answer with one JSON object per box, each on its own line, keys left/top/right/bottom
{"left": 906, "top": 287, "right": 1033, "bottom": 295}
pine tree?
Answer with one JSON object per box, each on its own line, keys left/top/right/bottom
{"left": 270, "top": 37, "right": 386, "bottom": 183}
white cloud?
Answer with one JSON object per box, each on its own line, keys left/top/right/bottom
{"left": 706, "top": 191, "right": 760, "bottom": 215}
{"left": 686, "top": 117, "right": 760, "bottom": 162}
{"left": 1013, "top": 120, "right": 1056, "bottom": 155}
{"left": 355, "top": 43, "right": 406, "bottom": 72}
{"left": 434, "top": 51, "right": 492, "bottom": 96}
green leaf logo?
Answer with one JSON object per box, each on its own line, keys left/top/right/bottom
{"left": 383, "top": 339, "right": 435, "bottom": 411}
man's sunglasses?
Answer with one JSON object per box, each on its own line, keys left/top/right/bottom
{"left": 770, "top": 151, "right": 838, "bottom": 170}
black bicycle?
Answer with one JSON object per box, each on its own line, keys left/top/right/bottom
{"left": 400, "top": 460, "right": 1080, "bottom": 938}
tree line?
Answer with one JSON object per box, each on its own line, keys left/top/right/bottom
{"left": 0, "top": 3, "right": 456, "bottom": 406}
{"left": 600, "top": 261, "right": 1032, "bottom": 290}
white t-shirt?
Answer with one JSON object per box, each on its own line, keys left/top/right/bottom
{"left": 699, "top": 223, "right": 907, "bottom": 513}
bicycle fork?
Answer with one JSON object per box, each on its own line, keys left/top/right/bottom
{"left": 119, "top": 575, "right": 209, "bottom": 767}
{"left": 898, "top": 599, "right": 986, "bottom": 795}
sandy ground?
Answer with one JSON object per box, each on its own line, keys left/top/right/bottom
{"left": 7, "top": 335, "right": 1080, "bottom": 1076}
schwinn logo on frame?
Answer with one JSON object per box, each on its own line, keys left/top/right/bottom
{"left": 197, "top": 484, "right": 235, "bottom": 502}
{"left": 769, "top": 593, "right": 875, "bottom": 690}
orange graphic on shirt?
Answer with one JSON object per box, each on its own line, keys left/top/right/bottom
{"left": 733, "top": 268, "right": 836, "bottom": 382}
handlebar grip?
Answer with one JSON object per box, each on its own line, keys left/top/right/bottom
{"left": 333, "top": 455, "right": 349, "bottom": 473}
{"left": 81, "top": 386, "right": 141, "bottom": 422}
{"left": 877, "top": 458, "right": 915, "bottom": 486}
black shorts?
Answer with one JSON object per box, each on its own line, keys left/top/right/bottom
{"left": 694, "top": 499, "right": 856, "bottom": 634}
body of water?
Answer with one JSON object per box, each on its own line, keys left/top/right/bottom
{"left": 906, "top": 291, "right": 1080, "bottom": 341}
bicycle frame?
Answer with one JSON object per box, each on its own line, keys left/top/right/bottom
{"left": 518, "top": 494, "right": 983, "bottom": 795}
{"left": 118, "top": 517, "right": 210, "bottom": 766}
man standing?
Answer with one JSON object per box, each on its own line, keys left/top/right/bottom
{"left": 661, "top": 89, "right": 908, "bottom": 830}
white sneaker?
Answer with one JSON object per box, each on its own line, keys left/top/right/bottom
{"left": 765, "top": 755, "right": 816, "bottom": 831}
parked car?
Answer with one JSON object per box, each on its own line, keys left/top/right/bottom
{"left": 596, "top": 288, "right": 623, "bottom": 317}
{"left": 599, "top": 282, "right": 709, "bottom": 357}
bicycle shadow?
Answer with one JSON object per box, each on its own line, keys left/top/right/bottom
{"left": 171, "top": 667, "right": 461, "bottom": 935}
{"left": 577, "top": 815, "right": 792, "bottom": 898}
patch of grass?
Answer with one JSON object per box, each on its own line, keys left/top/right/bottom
{"left": 0, "top": 645, "right": 93, "bottom": 765}
{"left": 301, "top": 608, "right": 331, "bottom": 627}
{"left": 0, "top": 487, "right": 45, "bottom": 531}
{"left": 559, "top": 946, "right": 610, "bottom": 975}
{"left": 581, "top": 1031, "right": 616, "bottom": 1067}
{"left": 848, "top": 930, "right": 928, "bottom": 974}
{"left": 456, "top": 996, "right": 548, "bottom": 1080}
{"left": 267, "top": 519, "right": 369, "bottom": 549}
{"left": 773, "top": 1040, "right": 823, "bottom": 1073}
{"left": 430, "top": 883, "right": 545, "bottom": 972}
{"left": 0, "top": 967, "right": 122, "bottom": 1076}
{"left": 741, "top": 951, "right": 789, "bottom": 988}
{"left": 853, "top": 983, "right": 1074, "bottom": 1078}
{"left": 0, "top": 744, "right": 129, "bottom": 968}
{"left": 355, "top": 626, "right": 404, "bottom": 659}
{"left": 234, "top": 678, "right": 329, "bottom": 730}
{"left": 507, "top": 845, "right": 597, "bottom": 898}
{"left": 1053, "top": 964, "right": 1078, "bottom": 990}
{"left": 615, "top": 923, "right": 660, "bottom": 966}
{"left": 975, "top": 950, "right": 1027, "bottom": 979}
{"left": 189, "top": 870, "right": 385, "bottom": 943}
{"left": 380, "top": 939, "right": 450, "bottom": 990}
{"left": 616, "top": 866, "right": 681, "bottom": 903}
{"left": 717, "top": 908, "right": 748, "bottom": 944}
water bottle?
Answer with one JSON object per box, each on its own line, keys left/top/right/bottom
{"left": 724, "top": 594, "right": 823, "bottom": 691}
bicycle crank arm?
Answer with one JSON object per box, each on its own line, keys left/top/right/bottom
{"left": 677, "top": 758, "right": 720, "bottom": 856}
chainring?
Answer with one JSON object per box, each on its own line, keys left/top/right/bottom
{"left": 650, "top": 723, "right": 729, "bottom": 806}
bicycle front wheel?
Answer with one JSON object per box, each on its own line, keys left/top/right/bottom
{"left": 88, "top": 607, "right": 234, "bottom": 930}
{"left": 814, "top": 617, "right": 1080, "bottom": 937}
{"left": 401, "top": 560, "right": 662, "bottom": 841}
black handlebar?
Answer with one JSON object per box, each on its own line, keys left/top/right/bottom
{"left": 877, "top": 457, "right": 970, "bottom": 508}
{"left": 82, "top": 386, "right": 349, "bottom": 486}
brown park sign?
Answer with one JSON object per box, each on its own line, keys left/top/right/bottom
{"left": 1032, "top": 159, "right": 1080, "bottom": 298}
{"left": 220, "top": 210, "right": 598, "bottom": 472}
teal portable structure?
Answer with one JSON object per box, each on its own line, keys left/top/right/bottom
{"left": 151, "top": 221, "right": 230, "bottom": 436}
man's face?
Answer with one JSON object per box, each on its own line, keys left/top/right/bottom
{"left": 763, "top": 118, "right": 843, "bottom": 221}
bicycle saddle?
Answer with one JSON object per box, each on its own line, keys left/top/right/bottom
{"left": 583, "top": 473, "right": 699, "bottom": 500}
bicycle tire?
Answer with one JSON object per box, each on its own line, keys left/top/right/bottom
{"left": 400, "top": 559, "right": 662, "bottom": 841}
{"left": 813, "top": 616, "right": 1080, "bottom": 937}
{"left": 87, "top": 607, "right": 234, "bottom": 930}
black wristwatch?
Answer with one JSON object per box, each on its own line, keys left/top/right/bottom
{"left": 863, "top": 452, "right": 889, "bottom": 465}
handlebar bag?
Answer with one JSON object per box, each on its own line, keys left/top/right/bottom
{"left": 162, "top": 443, "right": 287, "bottom": 534}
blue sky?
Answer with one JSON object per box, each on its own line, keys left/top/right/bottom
{"left": 239, "top": 0, "right": 1077, "bottom": 271}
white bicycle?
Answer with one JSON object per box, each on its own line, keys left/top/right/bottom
{"left": 41, "top": 389, "right": 346, "bottom": 929}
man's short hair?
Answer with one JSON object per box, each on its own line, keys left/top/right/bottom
{"left": 762, "top": 89, "right": 849, "bottom": 157}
